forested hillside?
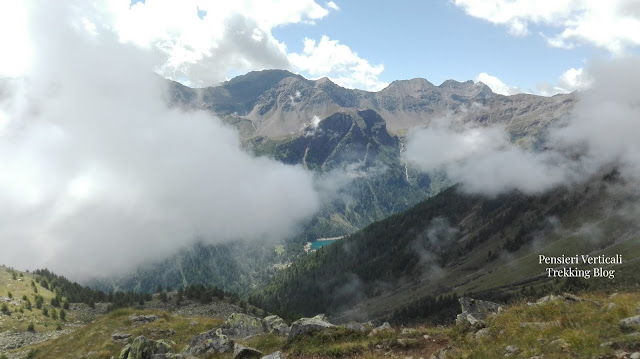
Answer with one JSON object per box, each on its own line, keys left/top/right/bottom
{"left": 248, "top": 169, "right": 640, "bottom": 321}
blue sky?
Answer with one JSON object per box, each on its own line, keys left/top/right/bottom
{"left": 274, "top": 1, "right": 599, "bottom": 92}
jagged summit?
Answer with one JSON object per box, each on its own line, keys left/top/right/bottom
{"left": 221, "top": 69, "right": 303, "bottom": 87}
{"left": 439, "top": 79, "right": 472, "bottom": 88}
{"left": 168, "top": 69, "right": 574, "bottom": 141}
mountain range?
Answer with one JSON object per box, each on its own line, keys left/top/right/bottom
{"left": 96, "top": 70, "right": 586, "bottom": 303}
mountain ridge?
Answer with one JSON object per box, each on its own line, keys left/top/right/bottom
{"left": 168, "top": 69, "right": 575, "bottom": 142}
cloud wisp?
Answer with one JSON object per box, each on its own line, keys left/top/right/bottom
{"left": 407, "top": 56, "right": 640, "bottom": 196}
{"left": 453, "top": 0, "right": 640, "bottom": 55}
{"left": 0, "top": 2, "right": 320, "bottom": 279}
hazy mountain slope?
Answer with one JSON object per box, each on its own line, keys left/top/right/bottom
{"left": 251, "top": 109, "right": 432, "bottom": 239}
{"left": 248, "top": 170, "right": 640, "bottom": 321}
{"left": 91, "top": 110, "right": 432, "bottom": 294}
{"left": 169, "top": 69, "right": 576, "bottom": 142}
{"left": 89, "top": 240, "right": 291, "bottom": 296}
{"left": 95, "top": 70, "right": 576, "bottom": 295}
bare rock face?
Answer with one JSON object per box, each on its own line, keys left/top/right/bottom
{"left": 183, "top": 328, "right": 233, "bottom": 355}
{"left": 288, "top": 314, "right": 335, "bottom": 339}
{"left": 129, "top": 314, "right": 159, "bottom": 324}
{"left": 170, "top": 69, "right": 575, "bottom": 141}
{"left": 221, "top": 313, "right": 267, "bottom": 338}
{"left": 118, "top": 336, "right": 174, "bottom": 359}
{"left": 264, "top": 315, "right": 290, "bottom": 337}
{"left": 620, "top": 315, "right": 640, "bottom": 331}
{"left": 233, "top": 343, "right": 263, "bottom": 359}
{"left": 112, "top": 332, "right": 132, "bottom": 343}
{"left": 261, "top": 351, "right": 286, "bottom": 359}
{"left": 456, "top": 297, "right": 502, "bottom": 328}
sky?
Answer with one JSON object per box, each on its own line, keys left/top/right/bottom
{"left": 0, "top": 1, "right": 639, "bottom": 279}
{"left": 2, "top": 1, "right": 639, "bottom": 95}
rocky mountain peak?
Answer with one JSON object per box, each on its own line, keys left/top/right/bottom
{"left": 168, "top": 70, "right": 573, "bottom": 140}
{"left": 381, "top": 78, "right": 436, "bottom": 96}
{"left": 313, "top": 77, "right": 338, "bottom": 88}
{"left": 222, "top": 69, "right": 300, "bottom": 87}
{"left": 438, "top": 79, "right": 475, "bottom": 89}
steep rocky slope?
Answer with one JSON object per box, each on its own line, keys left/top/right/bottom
{"left": 168, "top": 69, "right": 575, "bottom": 144}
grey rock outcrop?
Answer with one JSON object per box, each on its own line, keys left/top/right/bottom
{"left": 221, "top": 313, "right": 267, "bottom": 338}
{"left": 129, "top": 314, "right": 159, "bottom": 324}
{"left": 456, "top": 297, "right": 501, "bottom": 327}
{"left": 288, "top": 314, "right": 334, "bottom": 339}
{"left": 118, "top": 336, "right": 173, "bottom": 359}
{"left": 620, "top": 315, "right": 640, "bottom": 330}
{"left": 112, "top": 332, "right": 132, "bottom": 343}
{"left": 264, "top": 315, "right": 290, "bottom": 337}
{"left": 233, "top": 343, "right": 263, "bottom": 359}
{"left": 183, "top": 328, "right": 233, "bottom": 355}
{"left": 261, "top": 351, "right": 285, "bottom": 359}
{"left": 505, "top": 345, "right": 518, "bottom": 356}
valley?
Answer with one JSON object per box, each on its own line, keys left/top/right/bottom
{"left": 93, "top": 69, "right": 579, "bottom": 297}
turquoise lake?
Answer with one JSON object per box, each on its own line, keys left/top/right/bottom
{"left": 310, "top": 240, "right": 336, "bottom": 250}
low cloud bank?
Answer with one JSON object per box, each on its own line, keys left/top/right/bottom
{"left": 0, "top": 3, "right": 320, "bottom": 279}
{"left": 406, "top": 57, "right": 640, "bottom": 195}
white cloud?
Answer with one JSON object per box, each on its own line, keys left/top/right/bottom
{"left": 536, "top": 67, "right": 593, "bottom": 96}
{"left": 0, "top": 2, "right": 320, "bottom": 279}
{"left": 475, "top": 72, "right": 523, "bottom": 95}
{"left": 477, "top": 68, "right": 594, "bottom": 97}
{"left": 0, "top": 2, "right": 30, "bottom": 77}
{"left": 407, "top": 56, "right": 640, "bottom": 196}
{"left": 289, "top": 35, "right": 388, "bottom": 91}
{"left": 404, "top": 120, "right": 568, "bottom": 195}
{"left": 453, "top": 0, "right": 640, "bottom": 54}
{"left": 0, "top": 1, "right": 386, "bottom": 91}
{"left": 557, "top": 67, "right": 593, "bottom": 92}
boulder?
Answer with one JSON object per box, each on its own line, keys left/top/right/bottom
{"left": 112, "top": 332, "right": 132, "bottom": 343}
{"left": 288, "top": 314, "right": 334, "bottom": 339}
{"left": 183, "top": 328, "right": 234, "bottom": 355}
{"left": 536, "top": 293, "right": 585, "bottom": 305}
{"left": 620, "top": 315, "right": 640, "bottom": 331}
{"left": 456, "top": 297, "right": 501, "bottom": 327}
{"left": 369, "top": 322, "right": 393, "bottom": 336}
{"left": 118, "top": 336, "right": 173, "bottom": 359}
{"left": 129, "top": 314, "right": 159, "bottom": 324}
{"left": 261, "top": 351, "right": 285, "bottom": 359}
{"left": 505, "top": 345, "right": 518, "bottom": 356}
{"left": 221, "top": 313, "right": 267, "bottom": 338}
{"left": 264, "top": 315, "right": 290, "bottom": 337}
{"left": 233, "top": 343, "right": 263, "bottom": 359}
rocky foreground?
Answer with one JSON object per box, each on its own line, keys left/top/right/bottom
{"left": 5, "top": 291, "right": 640, "bottom": 359}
